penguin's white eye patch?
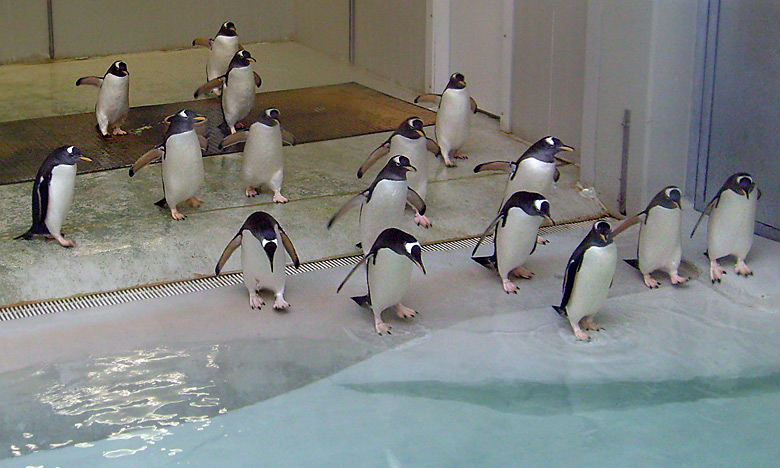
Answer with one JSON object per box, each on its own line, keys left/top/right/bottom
{"left": 66, "top": 146, "right": 74, "bottom": 154}
{"left": 534, "top": 199, "right": 547, "bottom": 212}
{"left": 262, "top": 239, "right": 277, "bottom": 247}
{"left": 404, "top": 242, "right": 420, "bottom": 255}
{"left": 178, "top": 110, "right": 187, "bottom": 117}
{"left": 738, "top": 176, "right": 752, "bottom": 185}
{"left": 545, "top": 137, "right": 555, "bottom": 145}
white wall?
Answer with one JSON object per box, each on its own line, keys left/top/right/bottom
{"left": 293, "top": 0, "right": 350, "bottom": 62}
{"left": 0, "top": 0, "right": 49, "bottom": 63}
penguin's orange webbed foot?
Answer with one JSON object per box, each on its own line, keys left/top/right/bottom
{"left": 112, "top": 127, "right": 127, "bottom": 136}
{"left": 735, "top": 259, "right": 753, "bottom": 277}
{"left": 395, "top": 303, "right": 417, "bottom": 319}
{"left": 245, "top": 187, "right": 258, "bottom": 197}
{"left": 249, "top": 294, "right": 265, "bottom": 310}
{"left": 272, "top": 192, "right": 289, "bottom": 204}
{"left": 414, "top": 213, "right": 431, "bottom": 228}
{"left": 453, "top": 149, "right": 468, "bottom": 160}
{"left": 643, "top": 274, "right": 660, "bottom": 289}
{"left": 55, "top": 236, "right": 75, "bottom": 248}
{"left": 170, "top": 209, "right": 186, "bottom": 220}
{"left": 375, "top": 320, "right": 392, "bottom": 335}
{"left": 669, "top": 272, "right": 690, "bottom": 285}
{"left": 273, "top": 295, "right": 290, "bottom": 310}
{"left": 536, "top": 235, "right": 549, "bottom": 245}
{"left": 502, "top": 278, "right": 518, "bottom": 294}
{"left": 186, "top": 196, "right": 202, "bottom": 208}
{"left": 581, "top": 316, "right": 602, "bottom": 331}
{"left": 510, "top": 266, "right": 533, "bottom": 279}
{"left": 709, "top": 260, "right": 725, "bottom": 283}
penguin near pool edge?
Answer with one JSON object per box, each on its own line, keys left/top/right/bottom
{"left": 16, "top": 146, "right": 92, "bottom": 248}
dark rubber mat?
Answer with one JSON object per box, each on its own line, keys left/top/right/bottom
{"left": 0, "top": 82, "right": 436, "bottom": 185}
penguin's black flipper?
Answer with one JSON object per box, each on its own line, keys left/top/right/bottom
{"left": 281, "top": 128, "right": 296, "bottom": 146}
{"left": 219, "top": 131, "right": 249, "bottom": 150}
{"left": 473, "top": 161, "right": 514, "bottom": 174}
{"left": 351, "top": 294, "right": 371, "bottom": 307}
{"left": 130, "top": 147, "right": 164, "bottom": 177}
{"left": 624, "top": 259, "right": 640, "bottom": 270}
{"left": 552, "top": 305, "right": 568, "bottom": 317}
{"left": 471, "top": 253, "right": 498, "bottom": 271}
{"left": 75, "top": 76, "right": 103, "bottom": 87}
{"left": 405, "top": 187, "right": 426, "bottom": 216}
{"left": 426, "top": 138, "right": 441, "bottom": 156}
{"left": 336, "top": 254, "right": 372, "bottom": 293}
{"left": 215, "top": 233, "right": 242, "bottom": 275}
{"left": 470, "top": 97, "right": 478, "bottom": 113}
{"left": 253, "top": 72, "right": 262, "bottom": 88}
{"left": 414, "top": 93, "right": 441, "bottom": 105}
{"left": 612, "top": 214, "right": 643, "bottom": 238}
{"left": 357, "top": 141, "right": 390, "bottom": 178}
{"left": 194, "top": 77, "right": 224, "bottom": 98}
{"left": 327, "top": 191, "right": 369, "bottom": 229}
{"left": 192, "top": 37, "right": 212, "bottom": 48}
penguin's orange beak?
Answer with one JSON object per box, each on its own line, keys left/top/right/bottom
{"left": 79, "top": 156, "right": 92, "bottom": 162}
{"left": 247, "top": 57, "right": 256, "bottom": 63}
{"left": 403, "top": 163, "right": 417, "bottom": 172}
{"left": 416, "top": 130, "right": 425, "bottom": 138}
{"left": 560, "top": 145, "right": 575, "bottom": 152}
{"left": 544, "top": 214, "right": 555, "bottom": 225}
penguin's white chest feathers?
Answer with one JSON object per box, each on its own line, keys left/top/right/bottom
{"left": 507, "top": 158, "right": 555, "bottom": 198}
{"left": 241, "top": 233, "right": 286, "bottom": 294}
{"left": 436, "top": 89, "right": 471, "bottom": 149}
{"left": 222, "top": 67, "right": 255, "bottom": 124}
{"left": 638, "top": 207, "right": 682, "bottom": 274}
{"left": 495, "top": 210, "right": 543, "bottom": 279}
{"left": 368, "top": 250, "right": 413, "bottom": 313}
{"left": 390, "top": 136, "right": 428, "bottom": 198}
{"left": 44, "top": 164, "right": 77, "bottom": 237}
{"left": 360, "top": 180, "right": 407, "bottom": 252}
{"left": 162, "top": 130, "right": 204, "bottom": 206}
{"left": 567, "top": 244, "right": 617, "bottom": 322}
{"left": 208, "top": 36, "right": 240, "bottom": 80}
{"left": 242, "top": 123, "right": 283, "bottom": 185}
{"left": 708, "top": 190, "right": 757, "bottom": 260}
{"left": 97, "top": 74, "right": 129, "bottom": 122}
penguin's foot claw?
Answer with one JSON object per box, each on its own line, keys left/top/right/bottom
{"left": 395, "top": 304, "right": 417, "bottom": 319}
{"left": 414, "top": 213, "right": 431, "bottom": 228}
{"left": 670, "top": 273, "right": 690, "bottom": 285}
{"left": 502, "top": 279, "right": 518, "bottom": 294}
{"left": 186, "top": 197, "right": 202, "bottom": 208}
{"left": 170, "top": 210, "right": 186, "bottom": 220}
{"left": 510, "top": 266, "right": 533, "bottom": 279}
{"left": 249, "top": 295, "right": 265, "bottom": 309}
{"left": 245, "top": 187, "right": 258, "bottom": 197}
{"left": 643, "top": 274, "right": 660, "bottom": 289}
{"left": 272, "top": 193, "right": 289, "bottom": 204}
{"left": 442, "top": 156, "right": 457, "bottom": 167}
{"left": 581, "top": 317, "right": 602, "bottom": 331}
{"left": 735, "top": 260, "right": 753, "bottom": 277}
{"left": 453, "top": 149, "right": 468, "bottom": 160}
{"left": 573, "top": 329, "right": 591, "bottom": 342}
{"left": 375, "top": 321, "right": 392, "bottom": 335}
{"left": 273, "top": 296, "right": 290, "bottom": 310}
{"left": 537, "top": 235, "right": 549, "bottom": 245}
{"left": 709, "top": 260, "right": 725, "bottom": 283}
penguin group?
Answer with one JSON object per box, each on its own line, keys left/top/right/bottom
{"left": 12, "top": 21, "right": 766, "bottom": 342}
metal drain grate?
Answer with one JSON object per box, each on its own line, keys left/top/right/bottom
{"left": 0, "top": 218, "right": 609, "bottom": 321}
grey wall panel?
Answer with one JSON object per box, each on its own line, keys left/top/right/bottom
{"left": 50, "top": 1, "right": 293, "bottom": 59}
{"left": 293, "top": 0, "right": 350, "bottom": 62}
{"left": 0, "top": 0, "right": 49, "bottom": 63}
{"left": 354, "top": 0, "right": 426, "bottom": 92}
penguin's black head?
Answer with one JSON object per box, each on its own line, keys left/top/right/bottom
{"left": 108, "top": 61, "right": 128, "bottom": 77}
{"left": 447, "top": 72, "right": 467, "bottom": 90}
{"left": 665, "top": 186, "right": 682, "bottom": 208}
{"left": 590, "top": 220, "right": 613, "bottom": 246}
{"left": 736, "top": 174, "right": 755, "bottom": 197}
{"left": 397, "top": 117, "right": 425, "bottom": 139}
{"left": 166, "top": 109, "right": 199, "bottom": 136}
{"left": 259, "top": 107, "right": 280, "bottom": 126}
{"left": 519, "top": 136, "right": 575, "bottom": 163}
{"left": 389, "top": 155, "right": 416, "bottom": 173}
{"left": 54, "top": 145, "right": 92, "bottom": 165}
{"left": 232, "top": 50, "right": 256, "bottom": 67}
{"left": 504, "top": 191, "right": 554, "bottom": 225}
{"left": 371, "top": 228, "right": 426, "bottom": 274}
{"left": 219, "top": 21, "right": 237, "bottom": 36}
{"left": 244, "top": 211, "right": 280, "bottom": 272}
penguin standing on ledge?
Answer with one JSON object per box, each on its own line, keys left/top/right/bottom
{"left": 215, "top": 211, "right": 300, "bottom": 310}
{"left": 553, "top": 221, "right": 617, "bottom": 342}
{"left": 337, "top": 228, "right": 426, "bottom": 335}
{"left": 76, "top": 60, "right": 129, "bottom": 137}
{"left": 16, "top": 146, "right": 92, "bottom": 248}
{"left": 192, "top": 21, "right": 240, "bottom": 97}
{"left": 471, "top": 191, "right": 554, "bottom": 294}
{"left": 690, "top": 173, "right": 760, "bottom": 283}
{"left": 612, "top": 186, "right": 689, "bottom": 288}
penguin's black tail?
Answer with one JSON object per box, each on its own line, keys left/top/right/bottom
{"left": 218, "top": 120, "right": 230, "bottom": 136}
{"left": 15, "top": 223, "right": 48, "bottom": 240}
{"left": 351, "top": 295, "right": 371, "bottom": 307}
{"left": 471, "top": 253, "right": 498, "bottom": 270}
{"left": 14, "top": 230, "right": 33, "bottom": 240}
{"left": 552, "top": 305, "right": 567, "bottom": 317}
{"left": 154, "top": 198, "right": 168, "bottom": 208}
{"left": 623, "top": 259, "right": 640, "bottom": 270}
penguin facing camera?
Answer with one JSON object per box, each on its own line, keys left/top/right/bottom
{"left": 612, "top": 186, "right": 689, "bottom": 288}
{"left": 690, "top": 173, "right": 760, "bottom": 283}
{"left": 16, "top": 146, "right": 92, "bottom": 248}
{"left": 471, "top": 191, "right": 554, "bottom": 294}
{"left": 337, "top": 228, "right": 426, "bottom": 335}
{"left": 220, "top": 107, "right": 296, "bottom": 203}
{"left": 129, "top": 110, "right": 206, "bottom": 220}
{"left": 415, "top": 72, "right": 478, "bottom": 167}
{"left": 327, "top": 155, "right": 426, "bottom": 255}
{"left": 215, "top": 211, "right": 300, "bottom": 310}
{"left": 192, "top": 21, "right": 241, "bottom": 97}
{"left": 76, "top": 61, "right": 130, "bottom": 138}
{"left": 357, "top": 117, "right": 439, "bottom": 227}
{"left": 553, "top": 221, "right": 617, "bottom": 342}
{"left": 194, "top": 49, "right": 262, "bottom": 135}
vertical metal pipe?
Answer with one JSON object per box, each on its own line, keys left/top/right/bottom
{"left": 618, "top": 109, "right": 631, "bottom": 215}
{"left": 349, "top": 0, "right": 356, "bottom": 64}
{"left": 47, "top": 0, "right": 55, "bottom": 59}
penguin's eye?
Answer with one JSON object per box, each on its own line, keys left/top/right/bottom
{"left": 404, "top": 242, "right": 420, "bottom": 255}
{"left": 545, "top": 136, "right": 555, "bottom": 146}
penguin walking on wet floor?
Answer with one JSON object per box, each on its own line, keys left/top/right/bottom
{"left": 215, "top": 211, "right": 300, "bottom": 310}
{"left": 553, "top": 221, "right": 617, "bottom": 341}
{"left": 192, "top": 21, "right": 240, "bottom": 97}
{"left": 195, "top": 49, "right": 261, "bottom": 135}
{"left": 76, "top": 61, "right": 129, "bottom": 137}
{"left": 612, "top": 186, "right": 689, "bottom": 288}
{"left": 690, "top": 173, "right": 760, "bottom": 283}
{"left": 220, "top": 107, "right": 296, "bottom": 203}
{"left": 328, "top": 155, "right": 426, "bottom": 255}
{"left": 357, "top": 117, "right": 439, "bottom": 227}
{"left": 129, "top": 110, "right": 206, "bottom": 220}
{"left": 415, "top": 72, "right": 478, "bottom": 167}
{"left": 16, "top": 146, "right": 92, "bottom": 248}
{"left": 471, "top": 191, "right": 554, "bottom": 294}
{"left": 337, "top": 227, "right": 426, "bottom": 335}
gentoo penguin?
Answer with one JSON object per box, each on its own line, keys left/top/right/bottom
{"left": 471, "top": 191, "right": 554, "bottom": 293}
{"left": 357, "top": 117, "right": 439, "bottom": 227}
{"left": 337, "top": 227, "right": 426, "bottom": 335}
{"left": 76, "top": 61, "right": 130, "bottom": 137}
{"left": 192, "top": 21, "right": 240, "bottom": 97}
{"left": 215, "top": 211, "right": 300, "bottom": 310}
{"left": 553, "top": 221, "right": 617, "bottom": 341}
{"left": 16, "top": 146, "right": 92, "bottom": 248}
{"left": 415, "top": 72, "right": 478, "bottom": 167}
{"left": 612, "top": 186, "right": 689, "bottom": 288}
{"left": 690, "top": 173, "right": 760, "bottom": 283}
{"left": 327, "top": 155, "right": 426, "bottom": 255}
{"left": 220, "top": 107, "right": 296, "bottom": 202}
{"left": 129, "top": 110, "right": 206, "bottom": 220}
{"left": 194, "top": 49, "right": 261, "bottom": 135}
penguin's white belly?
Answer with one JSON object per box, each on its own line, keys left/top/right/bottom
{"left": 566, "top": 244, "right": 617, "bottom": 323}
{"left": 44, "top": 164, "right": 77, "bottom": 237}
{"left": 162, "top": 131, "right": 204, "bottom": 207}
{"left": 368, "top": 250, "right": 412, "bottom": 313}
{"left": 242, "top": 124, "right": 283, "bottom": 188}
{"left": 708, "top": 191, "right": 757, "bottom": 260}
{"left": 390, "top": 137, "right": 429, "bottom": 200}
{"left": 495, "top": 211, "right": 543, "bottom": 279}
{"left": 222, "top": 68, "right": 256, "bottom": 126}
{"left": 436, "top": 90, "right": 471, "bottom": 153}
{"left": 207, "top": 36, "right": 239, "bottom": 81}
{"left": 241, "top": 234, "right": 286, "bottom": 294}
{"left": 638, "top": 207, "right": 682, "bottom": 274}
{"left": 96, "top": 75, "right": 129, "bottom": 124}
{"left": 360, "top": 181, "right": 406, "bottom": 253}
{"left": 505, "top": 159, "right": 555, "bottom": 200}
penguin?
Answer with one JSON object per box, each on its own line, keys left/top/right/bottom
{"left": 357, "top": 117, "right": 439, "bottom": 227}
{"left": 192, "top": 21, "right": 240, "bottom": 97}
{"left": 219, "top": 107, "right": 296, "bottom": 202}
{"left": 215, "top": 211, "right": 300, "bottom": 310}
{"left": 471, "top": 191, "right": 554, "bottom": 294}
{"left": 690, "top": 173, "right": 760, "bottom": 283}
{"left": 129, "top": 110, "right": 206, "bottom": 220}
{"left": 415, "top": 72, "right": 478, "bottom": 167}
{"left": 16, "top": 146, "right": 92, "bottom": 248}
{"left": 194, "top": 49, "right": 262, "bottom": 135}
{"left": 327, "top": 155, "right": 426, "bottom": 255}
{"left": 611, "top": 186, "right": 689, "bottom": 288}
{"left": 337, "top": 227, "right": 426, "bottom": 335}
{"left": 76, "top": 61, "right": 129, "bottom": 137}
{"left": 552, "top": 221, "right": 617, "bottom": 341}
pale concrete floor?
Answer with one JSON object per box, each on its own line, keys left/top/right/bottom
{"left": 0, "top": 41, "right": 605, "bottom": 306}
